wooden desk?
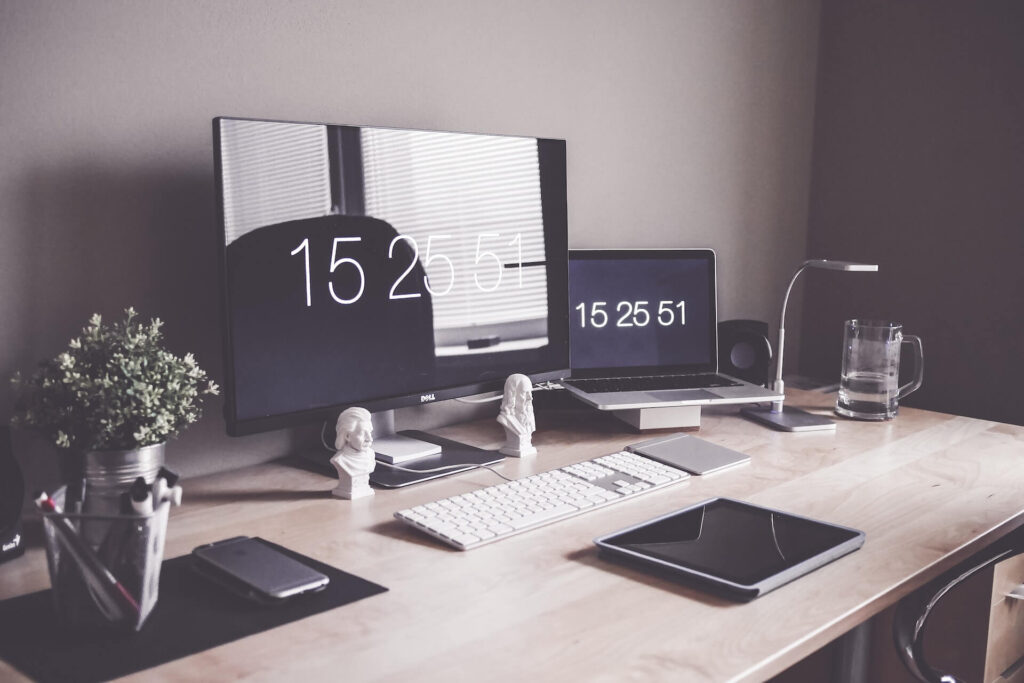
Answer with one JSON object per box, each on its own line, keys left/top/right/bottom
{"left": 3, "top": 389, "right": 1024, "bottom": 682}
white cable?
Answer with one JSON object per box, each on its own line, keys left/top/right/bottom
{"left": 455, "top": 393, "right": 503, "bottom": 404}
{"left": 456, "top": 380, "right": 562, "bottom": 402}
{"left": 320, "top": 420, "right": 333, "bottom": 451}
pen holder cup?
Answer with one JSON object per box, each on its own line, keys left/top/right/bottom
{"left": 41, "top": 487, "right": 170, "bottom": 633}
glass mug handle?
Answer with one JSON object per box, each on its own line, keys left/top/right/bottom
{"left": 897, "top": 334, "right": 924, "bottom": 400}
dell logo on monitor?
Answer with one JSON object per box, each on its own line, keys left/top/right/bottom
{"left": 420, "top": 393, "right": 436, "bottom": 403}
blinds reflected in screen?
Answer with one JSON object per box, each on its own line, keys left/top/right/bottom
{"left": 360, "top": 128, "right": 549, "bottom": 343}
{"left": 219, "top": 120, "right": 331, "bottom": 245}
{"left": 215, "top": 116, "right": 569, "bottom": 432}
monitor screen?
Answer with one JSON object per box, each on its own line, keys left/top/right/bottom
{"left": 215, "top": 118, "right": 569, "bottom": 435}
{"left": 568, "top": 249, "right": 716, "bottom": 378}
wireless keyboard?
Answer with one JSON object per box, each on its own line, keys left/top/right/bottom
{"left": 394, "top": 451, "right": 690, "bottom": 550}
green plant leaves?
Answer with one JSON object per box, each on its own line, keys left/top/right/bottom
{"left": 10, "top": 307, "right": 219, "bottom": 451}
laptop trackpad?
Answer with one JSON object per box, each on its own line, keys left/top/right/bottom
{"left": 643, "top": 389, "right": 719, "bottom": 402}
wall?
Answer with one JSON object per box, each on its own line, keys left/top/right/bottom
{"left": 800, "top": 1, "right": 1024, "bottom": 425}
{"left": 0, "top": 0, "right": 821, "bottom": 484}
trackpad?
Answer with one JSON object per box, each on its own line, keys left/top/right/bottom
{"left": 643, "top": 389, "right": 718, "bottom": 402}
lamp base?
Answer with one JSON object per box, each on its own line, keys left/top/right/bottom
{"left": 740, "top": 405, "right": 837, "bottom": 432}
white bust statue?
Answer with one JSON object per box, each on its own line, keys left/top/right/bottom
{"left": 330, "top": 407, "right": 376, "bottom": 499}
{"left": 497, "top": 374, "right": 537, "bottom": 458}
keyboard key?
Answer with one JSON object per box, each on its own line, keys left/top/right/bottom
{"left": 507, "top": 503, "right": 578, "bottom": 530}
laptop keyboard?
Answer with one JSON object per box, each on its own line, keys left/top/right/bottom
{"left": 565, "top": 373, "right": 741, "bottom": 393}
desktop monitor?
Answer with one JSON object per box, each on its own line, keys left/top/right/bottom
{"left": 213, "top": 117, "right": 569, "bottom": 439}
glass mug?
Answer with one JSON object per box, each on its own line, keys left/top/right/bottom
{"left": 835, "top": 320, "right": 923, "bottom": 421}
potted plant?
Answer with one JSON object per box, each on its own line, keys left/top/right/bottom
{"left": 11, "top": 308, "right": 218, "bottom": 510}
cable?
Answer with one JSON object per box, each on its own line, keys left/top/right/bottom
{"left": 455, "top": 379, "right": 562, "bottom": 402}
{"left": 375, "top": 460, "right": 514, "bottom": 482}
{"left": 320, "top": 421, "right": 333, "bottom": 451}
{"left": 455, "top": 393, "right": 503, "bottom": 404}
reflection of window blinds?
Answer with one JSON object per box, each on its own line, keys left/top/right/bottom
{"left": 361, "top": 129, "right": 548, "bottom": 331}
{"left": 219, "top": 119, "right": 331, "bottom": 244}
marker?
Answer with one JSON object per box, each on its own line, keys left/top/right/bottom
{"left": 34, "top": 492, "right": 140, "bottom": 619}
{"left": 154, "top": 467, "right": 182, "bottom": 507}
{"left": 128, "top": 477, "right": 153, "bottom": 515}
{"left": 156, "top": 467, "right": 180, "bottom": 488}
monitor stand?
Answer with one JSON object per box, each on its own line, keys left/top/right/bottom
{"left": 367, "top": 410, "right": 503, "bottom": 489}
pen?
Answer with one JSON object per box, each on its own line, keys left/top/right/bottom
{"left": 156, "top": 466, "right": 180, "bottom": 488}
{"left": 151, "top": 477, "right": 167, "bottom": 511}
{"left": 128, "top": 477, "right": 153, "bottom": 515}
{"left": 154, "top": 467, "right": 182, "bottom": 506}
{"left": 34, "top": 491, "right": 140, "bottom": 619}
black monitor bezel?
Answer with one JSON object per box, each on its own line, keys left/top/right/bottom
{"left": 213, "top": 116, "right": 570, "bottom": 436}
{"left": 567, "top": 248, "right": 719, "bottom": 379}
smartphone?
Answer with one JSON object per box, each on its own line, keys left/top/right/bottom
{"left": 192, "top": 537, "right": 330, "bottom": 602}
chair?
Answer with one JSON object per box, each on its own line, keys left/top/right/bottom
{"left": 893, "top": 538, "right": 1024, "bottom": 682}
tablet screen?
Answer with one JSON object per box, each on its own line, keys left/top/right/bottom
{"left": 599, "top": 498, "right": 861, "bottom": 587}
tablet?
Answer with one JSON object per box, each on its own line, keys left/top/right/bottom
{"left": 594, "top": 498, "right": 864, "bottom": 600}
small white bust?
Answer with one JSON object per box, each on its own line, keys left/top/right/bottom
{"left": 497, "top": 374, "right": 537, "bottom": 458}
{"left": 330, "top": 407, "right": 376, "bottom": 499}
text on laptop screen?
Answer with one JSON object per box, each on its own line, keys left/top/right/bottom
{"left": 569, "top": 253, "right": 714, "bottom": 372}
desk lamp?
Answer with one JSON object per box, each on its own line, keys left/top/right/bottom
{"left": 741, "top": 259, "right": 878, "bottom": 431}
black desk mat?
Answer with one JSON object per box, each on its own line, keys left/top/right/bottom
{"left": 369, "top": 430, "right": 503, "bottom": 488}
{"left": 0, "top": 542, "right": 387, "bottom": 682}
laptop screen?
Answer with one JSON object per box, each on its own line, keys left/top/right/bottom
{"left": 568, "top": 249, "right": 717, "bottom": 378}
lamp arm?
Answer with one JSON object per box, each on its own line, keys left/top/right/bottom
{"left": 772, "top": 262, "right": 811, "bottom": 411}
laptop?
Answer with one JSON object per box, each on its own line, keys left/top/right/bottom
{"left": 562, "top": 248, "right": 782, "bottom": 411}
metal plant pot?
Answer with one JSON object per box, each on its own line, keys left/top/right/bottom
{"left": 81, "top": 443, "right": 166, "bottom": 517}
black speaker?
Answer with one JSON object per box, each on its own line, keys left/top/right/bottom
{"left": 718, "top": 319, "right": 773, "bottom": 387}
{"left": 0, "top": 425, "right": 26, "bottom": 563}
